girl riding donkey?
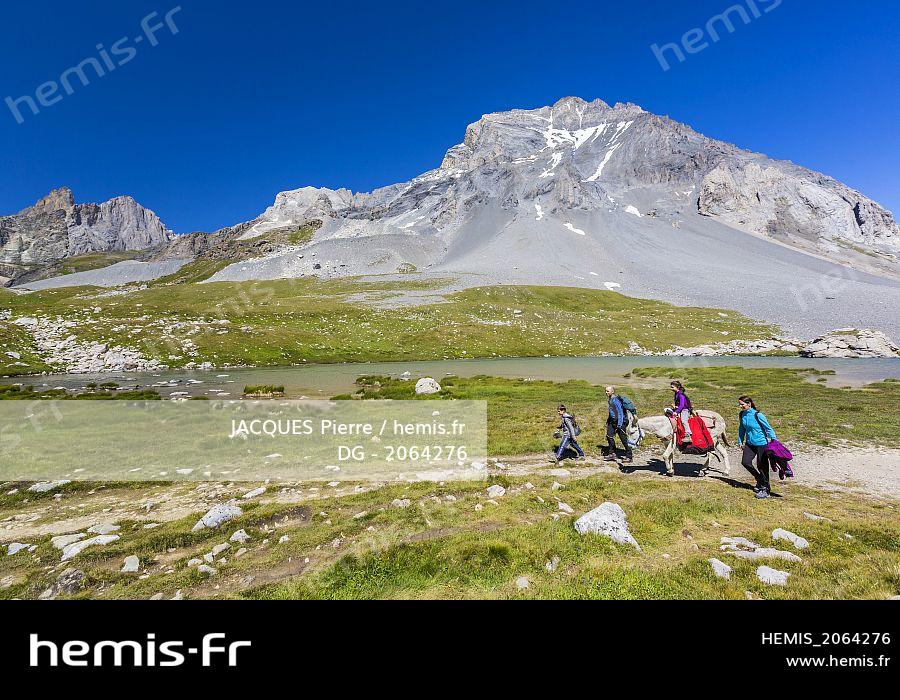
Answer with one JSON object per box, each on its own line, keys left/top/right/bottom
{"left": 667, "top": 381, "right": 694, "bottom": 445}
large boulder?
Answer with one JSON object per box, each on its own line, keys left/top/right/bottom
{"left": 414, "top": 378, "right": 442, "bottom": 395}
{"left": 574, "top": 502, "right": 641, "bottom": 551}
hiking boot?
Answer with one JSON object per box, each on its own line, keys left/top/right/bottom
{"left": 576, "top": 455, "right": 586, "bottom": 462}
{"left": 755, "top": 488, "right": 771, "bottom": 500}
{"left": 549, "top": 458, "right": 560, "bottom": 466}
{"left": 603, "top": 455, "right": 617, "bottom": 462}
{"left": 622, "top": 456, "right": 634, "bottom": 464}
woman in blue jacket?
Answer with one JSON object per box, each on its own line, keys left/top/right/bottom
{"left": 738, "top": 395, "right": 777, "bottom": 499}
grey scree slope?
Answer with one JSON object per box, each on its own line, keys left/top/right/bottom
{"left": 206, "top": 97, "right": 900, "bottom": 338}
{"left": 18, "top": 259, "right": 191, "bottom": 291}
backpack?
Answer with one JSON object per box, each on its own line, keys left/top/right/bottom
{"left": 620, "top": 395, "right": 638, "bottom": 418}
{"left": 569, "top": 414, "right": 582, "bottom": 437}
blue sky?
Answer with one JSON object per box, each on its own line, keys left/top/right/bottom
{"left": 2, "top": 0, "right": 898, "bottom": 232}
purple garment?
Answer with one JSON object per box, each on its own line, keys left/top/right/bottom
{"left": 764, "top": 440, "right": 793, "bottom": 460}
{"left": 765, "top": 440, "right": 794, "bottom": 480}
{"left": 673, "top": 391, "right": 691, "bottom": 413}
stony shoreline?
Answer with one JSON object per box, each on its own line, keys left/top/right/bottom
{"left": 9, "top": 315, "right": 166, "bottom": 374}
{"left": 652, "top": 328, "right": 900, "bottom": 359}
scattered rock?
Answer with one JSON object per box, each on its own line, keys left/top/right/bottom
{"left": 803, "top": 512, "right": 830, "bottom": 522}
{"left": 278, "top": 535, "right": 289, "bottom": 544}
{"left": 757, "top": 566, "right": 790, "bottom": 586}
{"left": 121, "top": 556, "right": 140, "bottom": 573}
{"left": 391, "top": 498, "right": 411, "bottom": 508}
{"left": 720, "top": 537, "right": 802, "bottom": 563}
{"left": 11, "top": 314, "right": 166, "bottom": 374}
{"left": 772, "top": 528, "right": 810, "bottom": 550}
{"left": 230, "top": 529, "right": 251, "bottom": 543}
{"left": 545, "top": 556, "right": 560, "bottom": 573}
{"left": 87, "top": 523, "right": 121, "bottom": 535}
{"left": 557, "top": 502, "right": 574, "bottom": 514}
{"left": 27, "top": 480, "right": 71, "bottom": 494}
{"left": 242, "top": 486, "right": 266, "bottom": 500}
{"left": 574, "top": 503, "right": 641, "bottom": 551}
{"left": 6, "top": 542, "right": 30, "bottom": 556}
{"left": 486, "top": 485, "right": 506, "bottom": 499}
{"left": 708, "top": 558, "right": 732, "bottom": 580}
{"left": 192, "top": 503, "right": 243, "bottom": 532}
{"left": 211, "top": 543, "right": 231, "bottom": 557}
{"left": 197, "top": 565, "right": 217, "bottom": 576}
{"left": 61, "top": 535, "right": 120, "bottom": 561}
{"left": 515, "top": 576, "right": 530, "bottom": 590}
{"left": 54, "top": 568, "right": 86, "bottom": 596}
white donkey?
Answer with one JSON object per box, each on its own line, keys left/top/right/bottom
{"left": 633, "top": 411, "right": 731, "bottom": 477}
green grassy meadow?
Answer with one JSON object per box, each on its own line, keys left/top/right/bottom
{"left": 0, "top": 279, "right": 776, "bottom": 371}
{"left": 1, "top": 472, "right": 896, "bottom": 601}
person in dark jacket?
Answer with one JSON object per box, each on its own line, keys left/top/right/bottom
{"left": 738, "top": 395, "right": 777, "bottom": 499}
{"left": 604, "top": 386, "right": 633, "bottom": 463}
{"left": 551, "top": 404, "right": 585, "bottom": 465}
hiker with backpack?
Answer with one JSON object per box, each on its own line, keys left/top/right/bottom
{"left": 604, "top": 386, "right": 635, "bottom": 463}
{"left": 551, "top": 404, "right": 585, "bottom": 465}
{"left": 666, "top": 381, "right": 693, "bottom": 444}
{"left": 737, "top": 395, "right": 779, "bottom": 499}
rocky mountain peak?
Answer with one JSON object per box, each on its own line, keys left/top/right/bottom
{"left": 1, "top": 188, "right": 173, "bottom": 283}
{"left": 28, "top": 187, "right": 75, "bottom": 215}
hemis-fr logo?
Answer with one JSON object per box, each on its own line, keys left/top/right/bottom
{"left": 30, "top": 633, "right": 251, "bottom": 668}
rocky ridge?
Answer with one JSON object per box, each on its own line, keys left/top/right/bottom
{"left": 0, "top": 187, "right": 173, "bottom": 286}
